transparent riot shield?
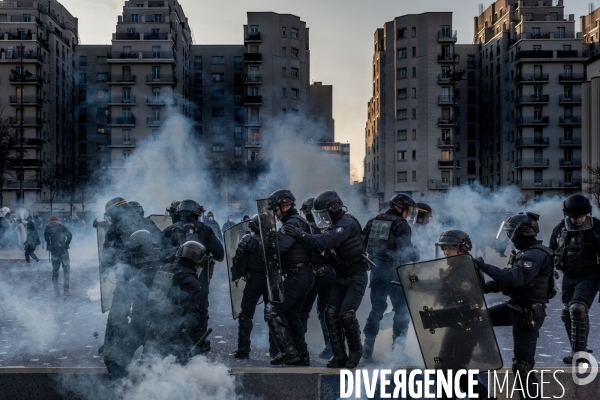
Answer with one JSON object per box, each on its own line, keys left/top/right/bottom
{"left": 257, "top": 199, "right": 284, "bottom": 303}
{"left": 396, "top": 254, "right": 502, "bottom": 371}
{"left": 96, "top": 221, "right": 115, "bottom": 313}
{"left": 148, "top": 214, "right": 172, "bottom": 231}
{"left": 224, "top": 221, "right": 259, "bottom": 319}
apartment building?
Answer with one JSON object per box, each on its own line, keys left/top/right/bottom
{"left": 475, "top": 0, "right": 586, "bottom": 197}
{"left": 0, "top": 0, "right": 78, "bottom": 208}
{"left": 364, "top": 12, "right": 479, "bottom": 206}
{"left": 581, "top": 6, "right": 600, "bottom": 58}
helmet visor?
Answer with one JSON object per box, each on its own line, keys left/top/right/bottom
{"left": 564, "top": 214, "right": 593, "bottom": 231}
{"left": 406, "top": 205, "right": 418, "bottom": 224}
{"left": 311, "top": 209, "right": 333, "bottom": 229}
{"left": 495, "top": 220, "right": 515, "bottom": 241}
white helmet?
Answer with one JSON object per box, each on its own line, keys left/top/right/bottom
{"left": 0, "top": 207, "right": 9, "bottom": 218}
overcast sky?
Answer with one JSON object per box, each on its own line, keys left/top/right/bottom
{"left": 65, "top": 0, "right": 592, "bottom": 179}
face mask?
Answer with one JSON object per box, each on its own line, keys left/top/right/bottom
{"left": 228, "top": 218, "right": 233, "bottom": 222}
{"left": 209, "top": 217, "right": 213, "bottom": 221}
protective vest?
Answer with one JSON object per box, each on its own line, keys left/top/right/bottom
{"left": 367, "top": 213, "right": 407, "bottom": 265}
{"left": 507, "top": 243, "right": 554, "bottom": 302}
{"left": 243, "top": 233, "right": 266, "bottom": 273}
{"left": 281, "top": 215, "right": 313, "bottom": 266}
{"left": 335, "top": 213, "right": 365, "bottom": 264}
{"left": 559, "top": 227, "right": 599, "bottom": 276}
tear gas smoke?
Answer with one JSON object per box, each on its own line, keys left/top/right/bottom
{"left": 87, "top": 282, "right": 101, "bottom": 302}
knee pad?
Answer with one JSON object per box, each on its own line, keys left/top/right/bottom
{"left": 264, "top": 303, "right": 282, "bottom": 322}
{"left": 561, "top": 304, "right": 571, "bottom": 324}
{"left": 325, "top": 305, "right": 338, "bottom": 322}
{"left": 340, "top": 309, "right": 357, "bottom": 320}
{"left": 570, "top": 301, "right": 589, "bottom": 321}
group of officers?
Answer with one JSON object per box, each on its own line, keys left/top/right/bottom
{"left": 96, "top": 189, "right": 600, "bottom": 399}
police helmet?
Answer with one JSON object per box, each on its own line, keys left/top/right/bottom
{"left": 248, "top": 214, "right": 260, "bottom": 233}
{"left": 175, "top": 241, "right": 208, "bottom": 266}
{"left": 267, "top": 189, "right": 296, "bottom": 211}
{"left": 177, "top": 199, "right": 205, "bottom": 219}
{"left": 436, "top": 230, "right": 472, "bottom": 252}
{"left": 416, "top": 203, "right": 433, "bottom": 219}
{"left": 300, "top": 198, "right": 315, "bottom": 216}
{"left": 166, "top": 200, "right": 181, "bottom": 215}
{"left": 563, "top": 194, "right": 592, "bottom": 217}
{"left": 105, "top": 197, "right": 128, "bottom": 218}
{"left": 128, "top": 230, "right": 160, "bottom": 253}
{"left": 503, "top": 212, "right": 540, "bottom": 239}
{"left": 128, "top": 201, "right": 144, "bottom": 217}
{"left": 313, "top": 191, "right": 343, "bottom": 213}
{"left": 389, "top": 193, "right": 416, "bottom": 210}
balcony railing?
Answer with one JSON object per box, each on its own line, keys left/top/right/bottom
{"left": 109, "top": 75, "right": 136, "bottom": 83}
{"left": 559, "top": 73, "right": 586, "bottom": 81}
{"left": 559, "top": 95, "right": 581, "bottom": 104}
{"left": 143, "top": 32, "right": 169, "bottom": 40}
{"left": 245, "top": 74, "right": 262, "bottom": 83}
{"left": 515, "top": 158, "right": 550, "bottom": 168}
{"left": 8, "top": 117, "right": 42, "bottom": 126}
{"left": 2, "top": 179, "right": 41, "bottom": 189}
{"left": 559, "top": 159, "right": 582, "bottom": 167}
{"left": 8, "top": 159, "right": 43, "bottom": 168}
{"left": 109, "top": 52, "right": 139, "bottom": 59}
{"left": 438, "top": 160, "right": 455, "bottom": 168}
{"left": 557, "top": 50, "right": 579, "bottom": 58}
{"left": 438, "top": 116, "right": 455, "bottom": 125}
{"left": 141, "top": 51, "right": 175, "bottom": 60}
{"left": 438, "top": 30, "right": 457, "bottom": 41}
{"left": 246, "top": 118, "right": 262, "bottom": 126}
{"left": 515, "top": 50, "right": 553, "bottom": 60}
{"left": 438, "top": 138, "right": 453, "bottom": 147}
{"left": 146, "top": 74, "right": 176, "bottom": 84}
{"left": 146, "top": 117, "right": 162, "bottom": 126}
{"left": 515, "top": 116, "right": 549, "bottom": 126}
{"left": 108, "top": 96, "right": 135, "bottom": 105}
{"left": 109, "top": 116, "right": 136, "bottom": 125}
{"left": 438, "top": 95, "right": 454, "bottom": 104}
{"left": 245, "top": 32, "right": 262, "bottom": 41}
{"left": 559, "top": 137, "right": 582, "bottom": 146}
{"left": 428, "top": 180, "right": 452, "bottom": 190}
{"left": 514, "top": 73, "right": 549, "bottom": 84}
{"left": 146, "top": 96, "right": 176, "bottom": 105}
{"left": 559, "top": 116, "right": 581, "bottom": 125}
{"left": 437, "top": 53, "right": 459, "bottom": 62}
{"left": 115, "top": 32, "right": 141, "bottom": 40}
{"left": 516, "top": 180, "right": 552, "bottom": 189}
{"left": 9, "top": 96, "right": 42, "bottom": 105}
{"left": 24, "top": 138, "right": 43, "bottom": 147}
{"left": 515, "top": 137, "right": 549, "bottom": 147}
{"left": 244, "top": 96, "right": 263, "bottom": 104}
{"left": 515, "top": 95, "right": 549, "bottom": 105}
{"left": 109, "top": 138, "right": 136, "bottom": 146}
{"left": 244, "top": 53, "right": 262, "bottom": 62}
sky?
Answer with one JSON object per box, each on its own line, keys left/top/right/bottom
{"left": 64, "top": 0, "right": 592, "bottom": 180}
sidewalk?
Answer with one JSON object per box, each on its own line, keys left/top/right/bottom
{"left": 0, "top": 247, "right": 97, "bottom": 260}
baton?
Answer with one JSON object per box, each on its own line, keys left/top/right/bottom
{"left": 362, "top": 254, "right": 377, "bottom": 268}
{"left": 182, "top": 328, "right": 213, "bottom": 363}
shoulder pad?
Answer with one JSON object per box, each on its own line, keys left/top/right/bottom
{"left": 344, "top": 213, "right": 364, "bottom": 234}
{"left": 526, "top": 243, "right": 554, "bottom": 258}
{"left": 376, "top": 213, "right": 404, "bottom": 223}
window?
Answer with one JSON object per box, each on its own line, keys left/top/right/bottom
{"left": 79, "top": 72, "right": 86, "bottom": 84}
{"left": 397, "top": 88, "right": 407, "bottom": 99}
{"left": 556, "top": 27, "right": 565, "bottom": 38}
{"left": 397, "top": 130, "right": 407, "bottom": 141}
{"left": 152, "top": 87, "right": 160, "bottom": 100}
{"left": 79, "top": 55, "right": 87, "bottom": 67}
{"left": 96, "top": 107, "right": 107, "bottom": 117}
{"left": 212, "top": 125, "right": 224, "bottom": 135}
{"left": 234, "top": 56, "right": 242, "bottom": 69}
{"left": 194, "top": 56, "right": 202, "bottom": 69}
{"left": 234, "top": 126, "right": 243, "bottom": 139}
{"left": 212, "top": 108, "right": 225, "bottom": 117}
{"left": 234, "top": 144, "right": 242, "bottom": 157}
{"left": 211, "top": 89, "right": 224, "bottom": 99}
{"left": 531, "top": 27, "right": 541, "bottom": 37}
{"left": 131, "top": 14, "right": 138, "bottom": 23}
{"left": 154, "top": 14, "right": 163, "bottom": 23}
{"left": 411, "top": 88, "right": 417, "bottom": 98}
{"left": 291, "top": 88, "right": 299, "bottom": 99}
{"left": 411, "top": 109, "right": 416, "bottom": 119}
{"left": 412, "top": 129, "right": 417, "bottom": 140}
{"left": 412, "top": 67, "right": 417, "bottom": 77}
{"left": 281, "top": 47, "right": 286, "bottom": 57}
{"left": 412, "top": 171, "right": 417, "bottom": 181}
{"left": 397, "top": 48, "right": 407, "bottom": 58}
{"left": 397, "top": 68, "right": 407, "bottom": 79}
{"left": 281, "top": 67, "right": 286, "bottom": 77}
{"left": 282, "top": 27, "right": 286, "bottom": 36}
{"left": 411, "top": 27, "right": 416, "bottom": 37}
{"left": 397, "top": 151, "right": 407, "bottom": 161}
{"left": 291, "top": 28, "right": 298, "bottom": 39}
{"left": 412, "top": 47, "right": 416, "bottom": 57}
{"left": 122, "top": 129, "right": 131, "bottom": 144}
{"left": 412, "top": 150, "right": 417, "bottom": 160}
{"left": 79, "top": 90, "right": 87, "bottom": 102}
{"left": 564, "top": 65, "right": 572, "bottom": 77}
{"left": 398, "top": 171, "right": 407, "bottom": 182}
{"left": 23, "top": 14, "right": 31, "bottom": 22}
{"left": 250, "top": 25, "right": 259, "bottom": 33}
{"left": 212, "top": 143, "right": 225, "bottom": 152}
{"left": 194, "top": 126, "right": 203, "bottom": 140}
{"left": 397, "top": 109, "right": 407, "bottom": 120}
{"left": 96, "top": 73, "right": 109, "bottom": 82}
{"left": 291, "top": 67, "right": 299, "bottom": 78}
{"left": 282, "top": 88, "right": 286, "bottom": 97}
{"left": 123, "top": 151, "right": 131, "bottom": 161}
{"left": 152, "top": 65, "right": 161, "bottom": 79}
{"left": 291, "top": 48, "right": 299, "bottom": 58}
{"left": 397, "top": 28, "right": 407, "bottom": 39}
{"left": 212, "top": 73, "right": 224, "bottom": 82}
{"left": 123, "top": 88, "right": 132, "bottom": 102}
{"left": 250, "top": 87, "right": 259, "bottom": 96}
{"left": 212, "top": 56, "right": 225, "bottom": 65}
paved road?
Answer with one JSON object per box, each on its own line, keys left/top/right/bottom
{"left": 0, "top": 247, "right": 595, "bottom": 370}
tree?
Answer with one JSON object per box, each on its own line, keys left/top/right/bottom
{"left": 60, "top": 161, "right": 78, "bottom": 217}
{"left": 0, "top": 114, "right": 20, "bottom": 208}
{"left": 39, "top": 162, "right": 61, "bottom": 215}
{"left": 582, "top": 164, "right": 600, "bottom": 207}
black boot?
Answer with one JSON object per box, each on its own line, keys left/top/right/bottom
{"left": 284, "top": 349, "right": 310, "bottom": 366}
{"left": 265, "top": 304, "right": 299, "bottom": 366}
{"left": 318, "top": 308, "right": 333, "bottom": 359}
{"left": 362, "top": 337, "right": 375, "bottom": 360}
{"left": 325, "top": 305, "right": 347, "bottom": 368}
{"left": 341, "top": 310, "right": 362, "bottom": 369}
{"left": 268, "top": 332, "right": 279, "bottom": 358}
{"left": 512, "top": 359, "right": 538, "bottom": 400}
{"left": 233, "top": 315, "right": 252, "bottom": 359}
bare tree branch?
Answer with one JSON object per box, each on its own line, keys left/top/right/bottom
{"left": 582, "top": 164, "right": 600, "bottom": 207}
{"left": 39, "top": 162, "right": 61, "bottom": 215}
{"left": 0, "top": 111, "right": 21, "bottom": 207}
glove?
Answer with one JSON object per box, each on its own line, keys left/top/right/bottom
{"left": 473, "top": 257, "right": 488, "bottom": 272}
{"left": 283, "top": 224, "right": 305, "bottom": 240}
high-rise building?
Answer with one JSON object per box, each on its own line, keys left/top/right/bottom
{"left": 364, "top": 12, "right": 478, "bottom": 206}
{"left": 475, "top": 0, "right": 586, "bottom": 197}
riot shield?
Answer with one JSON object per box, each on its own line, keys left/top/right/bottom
{"left": 149, "top": 214, "right": 172, "bottom": 231}
{"left": 224, "top": 221, "right": 256, "bottom": 319}
{"left": 96, "top": 221, "right": 115, "bottom": 313}
{"left": 256, "top": 199, "right": 284, "bottom": 303}
{"left": 396, "top": 254, "right": 502, "bottom": 371}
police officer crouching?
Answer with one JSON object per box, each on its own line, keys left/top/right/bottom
{"left": 231, "top": 215, "right": 275, "bottom": 359}
{"left": 474, "top": 212, "right": 554, "bottom": 400}
{"left": 284, "top": 190, "right": 367, "bottom": 369}
{"left": 550, "top": 194, "right": 600, "bottom": 365}
{"left": 265, "top": 189, "right": 315, "bottom": 366}
{"left": 143, "top": 241, "right": 210, "bottom": 363}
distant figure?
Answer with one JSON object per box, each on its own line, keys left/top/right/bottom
{"left": 242, "top": 215, "right": 250, "bottom": 222}
{"left": 24, "top": 217, "right": 41, "bottom": 264}
{"left": 205, "top": 211, "right": 224, "bottom": 243}
{"left": 45, "top": 215, "right": 73, "bottom": 296}
{"left": 222, "top": 215, "right": 235, "bottom": 232}
{"left": 0, "top": 207, "right": 10, "bottom": 248}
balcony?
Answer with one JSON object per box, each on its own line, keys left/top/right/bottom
{"left": 244, "top": 53, "right": 262, "bottom": 63}
{"left": 9, "top": 96, "right": 42, "bottom": 106}
{"left": 245, "top": 141, "right": 262, "bottom": 149}
{"left": 515, "top": 95, "right": 549, "bottom": 105}
{"left": 2, "top": 179, "right": 41, "bottom": 189}
{"left": 557, "top": 50, "right": 579, "bottom": 58}
{"left": 515, "top": 158, "right": 549, "bottom": 168}
{"left": 437, "top": 53, "right": 459, "bottom": 63}
{"left": 108, "top": 116, "right": 136, "bottom": 126}
{"left": 559, "top": 73, "right": 586, "bottom": 82}
{"left": 438, "top": 74, "right": 452, "bottom": 84}
{"left": 244, "top": 32, "right": 262, "bottom": 42}
{"left": 514, "top": 73, "right": 549, "bottom": 84}
{"left": 108, "top": 138, "right": 136, "bottom": 148}
{"left": 143, "top": 32, "right": 170, "bottom": 40}
{"left": 23, "top": 138, "right": 44, "bottom": 147}
{"left": 115, "top": 32, "right": 141, "bottom": 40}
{"left": 1, "top": 52, "right": 43, "bottom": 63}
{"left": 244, "top": 96, "right": 262, "bottom": 105}
{"left": 515, "top": 50, "right": 553, "bottom": 61}
{"left": 245, "top": 118, "right": 262, "bottom": 127}
{"left": 515, "top": 137, "right": 549, "bottom": 147}
{"left": 559, "top": 116, "right": 581, "bottom": 126}
{"left": 559, "top": 95, "right": 581, "bottom": 105}
{"left": 8, "top": 117, "right": 42, "bottom": 126}
{"left": 559, "top": 159, "right": 582, "bottom": 168}
{"left": 515, "top": 116, "right": 549, "bottom": 126}
{"left": 109, "top": 75, "right": 136, "bottom": 84}
{"left": 108, "top": 96, "right": 136, "bottom": 105}
{"left": 559, "top": 137, "right": 582, "bottom": 147}
{"left": 109, "top": 52, "right": 139, "bottom": 60}
{"left": 438, "top": 160, "right": 455, "bottom": 168}
{"left": 516, "top": 180, "right": 581, "bottom": 189}
{"left": 141, "top": 51, "right": 175, "bottom": 60}
{"left": 146, "top": 74, "right": 176, "bottom": 84}
{"left": 193, "top": 78, "right": 202, "bottom": 86}
{"left": 9, "top": 74, "right": 43, "bottom": 85}
{"left": 8, "top": 159, "right": 43, "bottom": 168}
{"left": 438, "top": 30, "right": 457, "bottom": 42}
{"left": 146, "top": 118, "right": 162, "bottom": 126}
{"left": 438, "top": 138, "right": 453, "bottom": 148}
{"left": 438, "top": 95, "right": 454, "bottom": 105}
{"left": 438, "top": 116, "right": 455, "bottom": 126}
{"left": 146, "top": 96, "right": 176, "bottom": 106}
{"left": 245, "top": 74, "right": 262, "bottom": 84}
{"left": 428, "top": 180, "right": 452, "bottom": 190}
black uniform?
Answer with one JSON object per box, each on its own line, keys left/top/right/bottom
{"left": 363, "top": 208, "right": 419, "bottom": 348}
{"left": 550, "top": 218, "right": 600, "bottom": 358}
{"left": 24, "top": 220, "right": 40, "bottom": 263}
{"left": 265, "top": 209, "right": 315, "bottom": 362}
{"left": 479, "top": 239, "right": 553, "bottom": 399}
{"left": 205, "top": 214, "right": 224, "bottom": 244}
{"left": 162, "top": 217, "right": 224, "bottom": 334}
{"left": 44, "top": 221, "right": 72, "bottom": 293}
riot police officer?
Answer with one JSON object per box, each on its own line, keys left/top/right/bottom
{"left": 231, "top": 215, "right": 274, "bottom": 359}
{"left": 415, "top": 202, "right": 433, "bottom": 226}
{"left": 413, "top": 202, "right": 436, "bottom": 261}
{"left": 362, "top": 193, "right": 420, "bottom": 360}
{"left": 162, "top": 199, "right": 224, "bottom": 342}
{"left": 129, "top": 200, "right": 164, "bottom": 246}
{"left": 298, "top": 197, "right": 336, "bottom": 360}
{"left": 103, "top": 229, "right": 162, "bottom": 380}
{"left": 166, "top": 200, "right": 182, "bottom": 224}
{"left": 101, "top": 197, "right": 143, "bottom": 270}
{"left": 474, "top": 212, "right": 554, "bottom": 400}
{"left": 549, "top": 194, "right": 600, "bottom": 364}
{"left": 143, "top": 241, "right": 209, "bottom": 363}
{"left": 264, "top": 189, "right": 315, "bottom": 366}
{"left": 284, "top": 190, "right": 367, "bottom": 369}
